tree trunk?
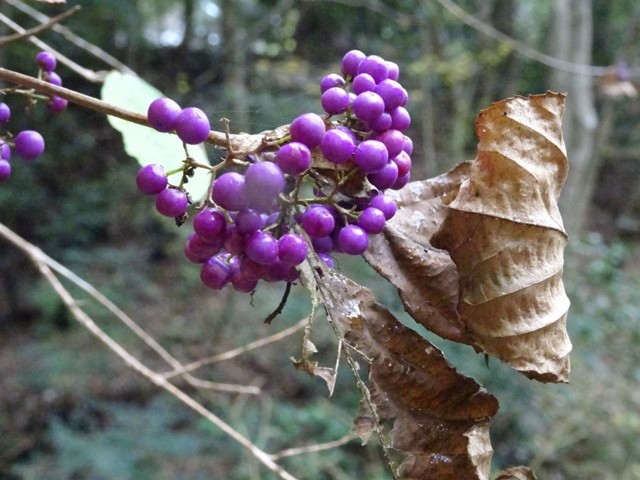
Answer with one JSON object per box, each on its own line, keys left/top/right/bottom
{"left": 549, "top": 0, "right": 599, "bottom": 237}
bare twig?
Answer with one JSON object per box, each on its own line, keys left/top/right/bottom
{"left": 0, "top": 67, "right": 274, "bottom": 152}
{"left": 163, "top": 316, "right": 309, "bottom": 379}
{"left": 0, "top": 5, "right": 80, "bottom": 46}
{"left": 270, "top": 433, "right": 357, "bottom": 461}
{"left": 4, "top": 0, "right": 136, "bottom": 74}
{"left": 0, "top": 12, "right": 105, "bottom": 82}
{"left": 0, "top": 221, "right": 298, "bottom": 480}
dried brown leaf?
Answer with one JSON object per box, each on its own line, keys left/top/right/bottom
{"left": 366, "top": 93, "right": 571, "bottom": 383}
{"left": 315, "top": 266, "right": 498, "bottom": 479}
{"left": 431, "top": 92, "right": 571, "bottom": 382}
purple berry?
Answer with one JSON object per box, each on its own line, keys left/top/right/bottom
{"left": 235, "top": 208, "right": 265, "bottom": 234}
{"left": 184, "top": 233, "right": 221, "bottom": 263}
{"left": 321, "top": 87, "right": 350, "bottom": 115}
{"left": 301, "top": 206, "right": 336, "bottom": 238}
{"left": 212, "top": 172, "right": 247, "bottom": 211}
{"left": 14, "top": 130, "right": 45, "bottom": 160}
{"left": 290, "top": 113, "right": 325, "bottom": 149}
{"left": 336, "top": 225, "right": 369, "bottom": 255}
{"left": 358, "top": 207, "right": 386, "bottom": 234}
{"left": 370, "top": 194, "right": 397, "bottom": 220}
{"left": 239, "top": 257, "right": 267, "bottom": 281}
{"left": 392, "top": 151, "right": 412, "bottom": 177}
{"left": 35, "top": 51, "right": 57, "bottom": 72}
{"left": 47, "top": 96, "right": 68, "bottom": 114}
{"left": 386, "top": 61, "right": 400, "bottom": 81}
{"left": 174, "top": 107, "right": 211, "bottom": 144}
{"left": 0, "top": 159, "right": 10, "bottom": 182}
{"left": 311, "top": 235, "right": 333, "bottom": 253}
{"left": 354, "top": 139, "right": 389, "bottom": 173}
{"left": 263, "top": 258, "right": 299, "bottom": 283}
{"left": 352, "top": 91, "right": 385, "bottom": 123}
{"left": 136, "top": 164, "right": 167, "bottom": 195}
{"left": 391, "top": 171, "right": 410, "bottom": 190}
{"left": 351, "top": 73, "right": 376, "bottom": 94}
{"left": 357, "top": 55, "right": 389, "bottom": 83}
{"left": 375, "top": 79, "right": 405, "bottom": 111}
{"left": 246, "top": 230, "right": 279, "bottom": 265}
{"left": 230, "top": 268, "right": 259, "bottom": 293}
{"left": 369, "top": 112, "right": 393, "bottom": 132}
{"left": 318, "top": 253, "right": 335, "bottom": 268}
{"left": 223, "top": 225, "right": 248, "bottom": 255}
{"left": 155, "top": 188, "right": 188, "bottom": 217}
{"left": 390, "top": 106, "right": 411, "bottom": 131}
{"left": 320, "top": 128, "right": 355, "bottom": 164}
{"left": 44, "top": 71, "right": 62, "bottom": 86}
{"left": 402, "top": 135, "right": 413, "bottom": 155}
{"left": 147, "top": 97, "right": 182, "bottom": 132}
{"left": 275, "top": 142, "right": 312, "bottom": 175}
{"left": 200, "top": 255, "right": 233, "bottom": 290}
{"left": 367, "top": 160, "right": 399, "bottom": 190}
{"left": 320, "top": 73, "right": 346, "bottom": 93}
{"left": 341, "top": 50, "right": 366, "bottom": 78}
{"left": 278, "top": 233, "right": 308, "bottom": 266}
{"left": 244, "top": 162, "right": 285, "bottom": 210}
{"left": 193, "top": 208, "right": 227, "bottom": 243}
{"left": 1, "top": 143, "right": 11, "bottom": 161}
{"left": 375, "top": 129, "right": 405, "bottom": 158}
{"left": 0, "top": 103, "right": 11, "bottom": 124}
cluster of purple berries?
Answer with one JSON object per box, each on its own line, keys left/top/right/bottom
{"left": 0, "top": 51, "right": 68, "bottom": 182}
{"left": 136, "top": 50, "right": 411, "bottom": 293}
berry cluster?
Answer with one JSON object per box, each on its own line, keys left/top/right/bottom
{"left": 0, "top": 51, "right": 68, "bottom": 182}
{"left": 136, "top": 50, "right": 411, "bottom": 293}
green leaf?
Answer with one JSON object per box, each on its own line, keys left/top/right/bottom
{"left": 100, "top": 71, "right": 211, "bottom": 201}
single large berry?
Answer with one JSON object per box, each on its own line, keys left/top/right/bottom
{"left": 370, "top": 194, "right": 397, "bottom": 220}
{"left": 301, "top": 206, "right": 335, "bottom": 237}
{"left": 244, "top": 161, "right": 285, "bottom": 210}
{"left": 148, "top": 97, "right": 182, "bottom": 132}
{"left": 174, "top": 107, "right": 210, "bottom": 144}
{"left": 320, "top": 73, "right": 346, "bottom": 93}
{"left": 136, "top": 164, "right": 167, "bottom": 195}
{"left": 341, "top": 49, "right": 366, "bottom": 78}
{"left": 290, "top": 113, "right": 325, "bottom": 149}
{"left": 357, "top": 55, "right": 389, "bottom": 83}
{"left": 275, "top": 142, "right": 312, "bottom": 175}
{"left": 357, "top": 207, "right": 386, "bottom": 234}
{"left": 155, "top": 188, "right": 188, "bottom": 217}
{"left": 35, "top": 51, "right": 57, "bottom": 72}
{"left": 321, "top": 87, "right": 350, "bottom": 115}
{"left": 47, "top": 96, "right": 68, "bottom": 114}
{"left": 245, "top": 231, "right": 279, "bottom": 265}
{"left": 193, "top": 208, "right": 227, "bottom": 243}
{"left": 212, "top": 172, "right": 247, "bottom": 211}
{"left": 200, "top": 255, "right": 233, "bottom": 290}
{"left": 352, "top": 91, "right": 385, "bottom": 123}
{"left": 14, "top": 130, "right": 45, "bottom": 160}
{"left": 336, "top": 225, "right": 369, "bottom": 255}
{"left": 354, "top": 139, "right": 389, "bottom": 173}
{"left": 278, "top": 233, "right": 308, "bottom": 266}
{"left": 320, "top": 128, "right": 355, "bottom": 164}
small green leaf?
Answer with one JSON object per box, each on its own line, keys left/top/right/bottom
{"left": 100, "top": 71, "right": 211, "bottom": 201}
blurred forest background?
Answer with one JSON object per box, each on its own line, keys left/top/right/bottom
{"left": 1, "top": 0, "right": 639, "bottom": 479}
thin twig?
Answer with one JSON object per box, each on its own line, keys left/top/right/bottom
{"left": 0, "top": 67, "right": 266, "bottom": 151}
{"left": 0, "top": 5, "right": 80, "bottom": 46}
{"left": 0, "top": 222, "right": 298, "bottom": 480}
{"left": 0, "top": 12, "right": 104, "bottom": 82}
{"left": 4, "top": 0, "right": 136, "bottom": 74}
{"left": 264, "top": 281, "right": 292, "bottom": 324}
{"left": 269, "top": 433, "right": 357, "bottom": 461}
{"left": 163, "top": 316, "right": 309, "bottom": 379}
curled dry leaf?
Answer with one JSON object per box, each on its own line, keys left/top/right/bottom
{"left": 366, "top": 93, "right": 571, "bottom": 383}
{"left": 313, "top": 265, "right": 498, "bottom": 479}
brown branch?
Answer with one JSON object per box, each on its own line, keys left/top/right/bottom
{"left": 0, "top": 67, "right": 232, "bottom": 148}
{"left": 0, "top": 5, "right": 81, "bottom": 46}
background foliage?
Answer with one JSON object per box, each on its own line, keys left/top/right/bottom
{"left": 1, "top": 0, "right": 639, "bottom": 478}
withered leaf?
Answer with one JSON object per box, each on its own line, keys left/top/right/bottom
{"left": 314, "top": 265, "right": 498, "bottom": 479}
{"left": 367, "top": 93, "right": 571, "bottom": 383}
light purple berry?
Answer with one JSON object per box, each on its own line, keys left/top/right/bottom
{"left": 320, "top": 73, "right": 346, "bottom": 93}
{"left": 336, "top": 225, "right": 369, "bottom": 255}
{"left": 244, "top": 161, "right": 285, "bottom": 210}
{"left": 321, "top": 87, "right": 350, "bottom": 115}
{"left": 301, "top": 206, "right": 336, "bottom": 237}
{"left": 367, "top": 160, "right": 399, "bottom": 190}
{"left": 35, "top": 51, "right": 57, "bottom": 72}
{"left": 357, "top": 55, "right": 389, "bottom": 83}
{"left": 246, "top": 231, "right": 279, "bottom": 265}
{"left": 275, "top": 142, "right": 312, "bottom": 175}
{"left": 358, "top": 207, "right": 386, "bottom": 234}
{"left": 290, "top": 113, "right": 326, "bottom": 149}
{"left": 193, "top": 208, "right": 227, "bottom": 243}
{"left": 0, "top": 159, "right": 10, "bottom": 182}
{"left": 136, "top": 164, "right": 167, "bottom": 195}
{"left": 0, "top": 103, "right": 11, "bottom": 124}
{"left": 200, "top": 255, "right": 232, "bottom": 290}
{"left": 352, "top": 91, "right": 385, "bottom": 122}
{"left": 174, "top": 107, "right": 211, "bottom": 144}
{"left": 354, "top": 139, "right": 389, "bottom": 173}
{"left": 351, "top": 73, "right": 376, "bottom": 94}
{"left": 320, "top": 128, "right": 355, "bottom": 164}
{"left": 278, "top": 233, "right": 308, "bottom": 266}
{"left": 14, "top": 130, "right": 45, "bottom": 160}
{"left": 370, "top": 194, "right": 397, "bottom": 220}
{"left": 212, "top": 172, "right": 247, "bottom": 211}
{"left": 341, "top": 50, "right": 366, "bottom": 78}
{"left": 147, "top": 97, "right": 182, "bottom": 132}
{"left": 155, "top": 188, "right": 188, "bottom": 217}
